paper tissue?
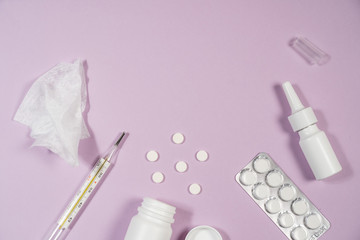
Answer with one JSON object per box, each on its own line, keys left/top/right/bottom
{"left": 14, "top": 59, "right": 90, "bottom": 166}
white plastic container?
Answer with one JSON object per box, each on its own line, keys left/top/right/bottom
{"left": 124, "top": 197, "right": 176, "bottom": 240}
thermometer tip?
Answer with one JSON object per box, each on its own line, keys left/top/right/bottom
{"left": 115, "top": 132, "right": 126, "bottom": 146}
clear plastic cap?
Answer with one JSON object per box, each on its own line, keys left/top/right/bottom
{"left": 290, "top": 37, "right": 330, "bottom": 65}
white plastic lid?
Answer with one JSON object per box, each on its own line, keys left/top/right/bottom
{"left": 185, "top": 226, "right": 222, "bottom": 240}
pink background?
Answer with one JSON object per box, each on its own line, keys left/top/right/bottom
{"left": 1, "top": 1, "right": 360, "bottom": 239}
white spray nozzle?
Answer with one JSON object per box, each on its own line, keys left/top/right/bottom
{"left": 282, "top": 81, "right": 305, "bottom": 113}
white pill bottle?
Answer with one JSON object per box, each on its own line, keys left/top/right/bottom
{"left": 124, "top": 197, "right": 176, "bottom": 240}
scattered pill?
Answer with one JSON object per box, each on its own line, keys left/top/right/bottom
{"left": 185, "top": 226, "right": 222, "bottom": 240}
{"left": 278, "top": 212, "right": 295, "bottom": 228}
{"left": 265, "top": 198, "right": 281, "bottom": 214}
{"left": 279, "top": 185, "right": 296, "bottom": 202}
{"left": 291, "top": 226, "right": 307, "bottom": 240}
{"left": 304, "top": 213, "right": 322, "bottom": 229}
{"left": 172, "top": 132, "right": 185, "bottom": 144}
{"left": 146, "top": 150, "right": 159, "bottom": 162}
{"left": 189, "top": 183, "right": 202, "bottom": 195}
{"left": 152, "top": 172, "right": 164, "bottom": 183}
{"left": 196, "top": 150, "right": 209, "bottom": 162}
{"left": 239, "top": 169, "right": 257, "bottom": 186}
{"left": 175, "top": 161, "right": 188, "bottom": 173}
{"left": 253, "top": 157, "right": 271, "bottom": 173}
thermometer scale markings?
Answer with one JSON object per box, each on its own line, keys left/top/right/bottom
{"left": 58, "top": 158, "right": 110, "bottom": 229}
{"left": 47, "top": 133, "right": 126, "bottom": 240}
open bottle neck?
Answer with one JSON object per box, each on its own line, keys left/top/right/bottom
{"left": 138, "top": 198, "right": 176, "bottom": 224}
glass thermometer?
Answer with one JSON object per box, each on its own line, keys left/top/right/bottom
{"left": 46, "top": 132, "right": 126, "bottom": 240}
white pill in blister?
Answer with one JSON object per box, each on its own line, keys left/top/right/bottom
{"left": 239, "top": 169, "right": 257, "bottom": 186}
{"left": 304, "top": 213, "right": 322, "bottom": 229}
{"left": 235, "top": 153, "right": 331, "bottom": 239}
{"left": 291, "top": 226, "right": 307, "bottom": 240}
{"left": 146, "top": 150, "right": 159, "bottom": 162}
{"left": 253, "top": 157, "right": 271, "bottom": 173}
{"left": 278, "top": 212, "right": 295, "bottom": 228}
{"left": 279, "top": 185, "right": 296, "bottom": 201}
{"left": 175, "top": 161, "right": 188, "bottom": 173}
{"left": 152, "top": 172, "right": 164, "bottom": 183}
{"left": 172, "top": 132, "right": 185, "bottom": 144}
{"left": 196, "top": 150, "right": 208, "bottom": 162}
{"left": 252, "top": 184, "right": 270, "bottom": 200}
{"left": 266, "top": 170, "right": 284, "bottom": 187}
{"left": 265, "top": 198, "right": 281, "bottom": 214}
{"left": 189, "top": 183, "right": 202, "bottom": 195}
{"left": 291, "top": 198, "right": 309, "bottom": 215}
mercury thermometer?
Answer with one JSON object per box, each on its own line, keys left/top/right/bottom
{"left": 46, "top": 132, "right": 126, "bottom": 240}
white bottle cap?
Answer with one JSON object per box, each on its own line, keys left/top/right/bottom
{"left": 282, "top": 81, "right": 342, "bottom": 180}
{"left": 185, "top": 225, "right": 222, "bottom": 240}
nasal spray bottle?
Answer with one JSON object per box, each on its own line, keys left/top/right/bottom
{"left": 282, "top": 81, "right": 342, "bottom": 180}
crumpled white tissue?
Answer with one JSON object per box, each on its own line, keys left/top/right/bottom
{"left": 14, "top": 59, "right": 90, "bottom": 166}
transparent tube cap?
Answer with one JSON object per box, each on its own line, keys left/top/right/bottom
{"left": 290, "top": 37, "right": 330, "bottom": 65}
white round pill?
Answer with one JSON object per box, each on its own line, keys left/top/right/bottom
{"left": 265, "top": 198, "right": 281, "bottom": 214}
{"left": 196, "top": 150, "right": 208, "bottom": 162}
{"left": 291, "top": 199, "right": 309, "bottom": 216}
{"left": 279, "top": 185, "right": 296, "bottom": 202}
{"left": 291, "top": 226, "right": 307, "bottom": 240}
{"left": 146, "top": 150, "right": 159, "bottom": 162}
{"left": 278, "top": 212, "right": 295, "bottom": 228}
{"left": 253, "top": 158, "right": 271, "bottom": 173}
{"left": 304, "top": 213, "right": 322, "bottom": 229}
{"left": 189, "top": 183, "right": 202, "bottom": 195}
{"left": 175, "top": 161, "right": 188, "bottom": 173}
{"left": 266, "top": 171, "right": 284, "bottom": 187}
{"left": 252, "top": 183, "right": 270, "bottom": 200}
{"left": 172, "top": 132, "right": 185, "bottom": 144}
{"left": 152, "top": 172, "right": 164, "bottom": 183}
{"left": 239, "top": 169, "right": 257, "bottom": 186}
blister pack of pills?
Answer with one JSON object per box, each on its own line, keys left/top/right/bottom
{"left": 235, "top": 153, "right": 330, "bottom": 240}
